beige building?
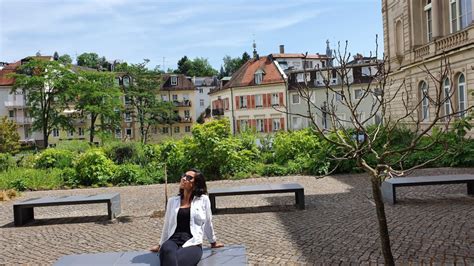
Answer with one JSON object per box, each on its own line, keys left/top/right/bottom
{"left": 210, "top": 56, "right": 287, "bottom": 134}
{"left": 382, "top": 0, "right": 473, "bottom": 127}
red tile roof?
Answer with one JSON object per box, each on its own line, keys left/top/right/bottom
{"left": 0, "top": 61, "right": 21, "bottom": 86}
{"left": 221, "top": 56, "right": 285, "bottom": 90}
{"left": 271, "top": 53, "right": 329, "bottom": 59}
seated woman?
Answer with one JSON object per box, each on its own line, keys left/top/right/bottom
{"left": 150, "top": 169, "right": 224, "bottom": 266}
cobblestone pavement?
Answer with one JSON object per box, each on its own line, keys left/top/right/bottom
{"left": 0, "top": 168, "right": 473, "bottom": 265}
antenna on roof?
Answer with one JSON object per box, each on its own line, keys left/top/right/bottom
{"left": 252, "top": 38, "right": 259, "bottom": 60}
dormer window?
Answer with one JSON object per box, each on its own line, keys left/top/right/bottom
{"left": 254, "top": 69, "right": 265, "bottom": 85}
{"left": 123, "top": 76, "right": 130, "bottom": 87}
{"left": 171, "top": 76, "right": 178, "bottom": 86}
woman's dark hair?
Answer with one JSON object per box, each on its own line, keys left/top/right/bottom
{"left": 179, "top": 168, "right": 207, "bottom": 201}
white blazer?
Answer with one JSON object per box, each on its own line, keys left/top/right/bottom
{"left": 159, "top": 194, "right": 217, "bottom": 248}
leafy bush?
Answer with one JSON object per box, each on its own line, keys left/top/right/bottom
{"left": 16, "top": 153, "right": 36, "bottom": 168}
{"left": 103, "top": 141, "right": 149, "bottom": 165}
{"left": 257, "top": 164, "right": 288, "bottom": 177}
{"left": 0, "top": 168, "right": 63, "bottom": 191}
{"left": 159, "top": 140, "right": 192, "bottom": 182}
{"left": 0, "top": 153, "right": 16, "bottom": 171}
{"left": 35, "top": 148, "right": 74, "bottom": 169}
{"left": 75, "top": 149, "right": 115, "bottom": 186}
{"left": 60, "top": 167, "right": 78, "bottom": 187}
{"left": 56, "top": 140, "right": 91, "bottom": 153}
{"left": 111, "top": 164, "right": 143, "bottom": 185}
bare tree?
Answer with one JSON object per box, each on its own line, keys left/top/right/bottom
{"left": 284, "top": 38, "right": 473, "bottom": 265}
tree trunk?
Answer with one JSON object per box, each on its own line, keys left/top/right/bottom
{"left": 89, "top": 114, "right": 97, "bottom": 144}
{"left": 370, "top": 175, "right": 395, "bottom": 265}
{"left": 43, "top": 124, "right": 48, "bottom": 148}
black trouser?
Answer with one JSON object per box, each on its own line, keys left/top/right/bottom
{"left": 159, "top": 239, "right": 202, "bottom": 266}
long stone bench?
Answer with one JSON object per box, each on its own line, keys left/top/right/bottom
{"left": 53, "top": 245, "right": 247, "bottom": 266}
{"left": 13, "top": 193, "right": 121, "bottom": 226}
{"left": 209, "top": 183, "right": 305, "bottom": 213}
{"left": 381, "top": 174, "right": 474, "bottom": 204}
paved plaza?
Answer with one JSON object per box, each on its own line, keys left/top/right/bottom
{"left": 0, "top": 168, "right": 473, "bottom": 265}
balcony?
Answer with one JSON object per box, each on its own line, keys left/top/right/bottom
{"left": 414, "top": 27, "right": 472, "bottom": 59}
{"left": 8, "top": 117, "right": 33, "bottom": 125}
{"left": 173, "top": 100, "right": 192, "bottom": 107}
{"left": 5, "top": 100, "right": 26, "bottom": 108}
{"left": 177, "top": 116, "right": 193, "bottom": 123}
{"left": 212, "top": 108, "right": 224, "bottom": 116}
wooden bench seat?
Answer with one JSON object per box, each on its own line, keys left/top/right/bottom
{"left": 53, "top": 245, "right": 247, "bottom": 266}
{"left": 381, "top": 174, "right": 474, "bottom": 204}
{"left": 209, "top": 183, "right": 305, "bottom": 213}
{"left": 13, "top": 193, "right": 121, "bottom": 226}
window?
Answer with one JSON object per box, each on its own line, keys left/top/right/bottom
{"left": 272, "top": 118, "right": 281, "bottom": 131}
{"left": 420, "top": 81, "right": 429, "bottom": 121}
{"left": 303, "top": 60, "right": 313, "bottom": 69}
{"left": 292, "top": 94, "right": 300, "bottom": 104}
{"left": 255, "top": 94, "right": 263, "bottom": 107}
{"left": 78, "top": 127, "right": 84, "bottom": 136}
{"left": 8, "top": 110, "right": 14, "bottom": 118}
{"left": 425, "top": 1, "right": 433, "bottom": 41}
{"left": 185, "top": 126, "right": 191, "bottom": 133}
{"left": 53, "top": 128, "right": 59, "bottom": 137}
{"left": 115, "top": 77, "right": 121, "bottom": 86}
{"left": 255, "top": 73, "right": 263, "bottom": 84}
{"left": 335, "top": 91, "right": 344, "bottom": 102}
{"left": 444, "top": 78, "right": 452, "bottom": 117}
{"left": 172, "top": 94, "right": 178, "bottom": 101}
{"left": 162, "top": 127, "right": 169, "bottom": 134}
{"left": 125, "top": 128, "right": 132, "bottom": 138}
{"left": 67, "top": 129, "right": 74, "bottom": 137}
{"left": 322, "top": 61, "right": 326, "bottom": 68}
{"left": 199, "top": 88, "right": 203, "bottom": 93}
{"left": 458, "top": 74, "right": 467, "bottom": 117}
{"left": 123, "top": 76, "right": 130, "bottom": 87}
{"left": 240, "top": 120, "right": 248, "bottom": 131}
{"left": 336, "top": 113, "right": 346, "bottom": 128}
{"left": 292, "top": 116, "right": 302, "bottom": 130}
{"left": 184, "top": 110, "right": 190, "bottom": 118}
{"left": 200, "top": 99, "right": 204, "bottom": 107}
{"left": 322, "top": 111, "right": 328, "bottom": 130}
{"left": 161, "top": 94, "right": 169, "bottom": 101}
{"left": 239, "top": 96, "right": 248, "bottom": 108}
{"left": 450, "top": 0, "right": 473, "bottom": 32}
{"left": 124, "top": 112, "right": 132, "bottom": 122}
{"left": 171, "top": 76, "right": 178, "bottom": 86}
{"left": 271, "top": 93, "right": 279, "bottom": 106}
{"left": 174, "top": 126, "right": 180, "bottom": 133}
{"left": 115, "top": 128, "right": 122, "bottom": 138}
{"left": 354, "top": 89, "right": 363, "bottom": 100}
{"left": 183, "top": 94, "right": 189, "bottom": 101}
{"left": 124, "top": 95, "right": 132, "bottom": 105}
{"left": 256, "top": 119, "right": 264, "bottom": 132}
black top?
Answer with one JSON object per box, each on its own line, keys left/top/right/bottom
{"left": 170, "top": 207, "right": 192, "bottom": 246}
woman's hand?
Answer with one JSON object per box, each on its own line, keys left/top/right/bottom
{"left": 149, "top": 245, "right": 161, "bottom": 252}
{"left": 211, "top": 242, "right": 224, "bottom": 248}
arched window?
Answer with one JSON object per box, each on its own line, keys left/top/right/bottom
{"left": 458, "top": 74, "right": 467, "bottom": 117}
{"left": 123, "top": 76, "right": 130, "bottom": 87}
{"left": 420, "top": 81, "right": 429, "bottom": 121}
{"left": 444, "top": 78, "right": 452, "bottom": 117}
{"left": 395, "top": 20, "right": 404, "bottom": 56}
{"left": 115, "top": 77, "right": 121, "bottom": 86}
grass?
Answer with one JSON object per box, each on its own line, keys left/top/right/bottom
{"left": 0, "top": 168, "right": 64, "bottom": 191}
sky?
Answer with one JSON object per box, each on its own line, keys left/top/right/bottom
{"left": 0, "top": 0, "right": 383, "bottom": 71}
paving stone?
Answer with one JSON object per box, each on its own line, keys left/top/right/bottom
{"left": 0, "top": 167, "right": 473, "bottom": 264}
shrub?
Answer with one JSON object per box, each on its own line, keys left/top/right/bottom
{"left": 0, "top": 153, "right": 16, "bottom": 171}
{"left": 75, "top": 149, "right": 115, "bottom": 186}
{"left": 60, "top": 167, "right": 78, "bottom": 187}
{"left": 103, "top": 141, "right": 148, "bottom": 165}
{"left": 257, "top": 164, "right": 288, "bottom": 177}
{"left": 111, "top": 164, "right": 143, "bottom": 185}
{"left": 0, "top": 168, "right": 64, "bottom": 191}
{"left": 16, "top": 153, "right": 36, "bottom": 168}
{"left": 35, "top": 148, "right": 74, "bottom": 169}
{"left": 56, "top": 140, "right": 91, "bottom": 154}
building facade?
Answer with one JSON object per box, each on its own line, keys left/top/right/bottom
{"left": 382, "top": 0, "right": 473, "bottom": 128}
{"left": 210, "top": 56, "right": 287, "bottom": 134}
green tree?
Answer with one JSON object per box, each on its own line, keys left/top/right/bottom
{"left": 11, "top": 58, "right": 77, "bottom": 148}
{"left": 0, "top": 117, "right": 20, "bottom": 154}
{"left": 58, "top": 54, "right": 73, "bottom": 65}
{"left": 122, "top": 60, "right": 175, "bottom": 143}
{"left": 220, "top": 52, "right": 250, "bottom": 78}
{"left": 77, "top": 52, "right": 100, "bottom": 69}
{"left": 75, "top": 70, "right": 123, "bottom": 143}
{"left": 174, "top": 56, "right": 217, "bottom": 76}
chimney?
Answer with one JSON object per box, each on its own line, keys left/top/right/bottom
{"left": 279, "top": 45, "right": 285, "bottom": 54}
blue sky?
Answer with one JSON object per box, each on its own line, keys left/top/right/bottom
{"left": 0, "top": 0, "right": 382, "bottom": 70}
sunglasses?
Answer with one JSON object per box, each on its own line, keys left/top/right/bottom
{"left": 181, "top": 174, "right": 194, "bottom": 181}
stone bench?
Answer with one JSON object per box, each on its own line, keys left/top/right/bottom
{"left": 13, "top": 193, "right": 121, "bottom": 226}
{"left": 381, "top": 174, "right": 474, "bottom": 205}
{"left": 209, "top": 183, "right": 305, "bottom": 213}
{"left": 53, "top": 245, "right": 247, "bottom": 266}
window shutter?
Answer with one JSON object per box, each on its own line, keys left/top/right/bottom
{"left": 279, "top": 92, "right": 284, "bottom": 106}
{"left": 251, "top": 95, "right": 255, "bottom": 109}
{"left": 267, "top": 94, "right": 272, "bottom": 106}
{"left": 236, "top": 120, "right": 240, "bottom": 133}
{"left": 268, "top": 118, "right": 273, "bottom": 132}
{"left": 263, "top": 94, "right": 267, "bottom": 107}
{"left": 264, "top": 118, "right": 269, "bottom": 132}
{"left": 280, "top": 117, "right": 285, "bottom": 130}
{"left": 235, "top": 96, "right": 239, "bottom": 109}
{"left": 246, "top": 95, "right": 251, "bottom": 108}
